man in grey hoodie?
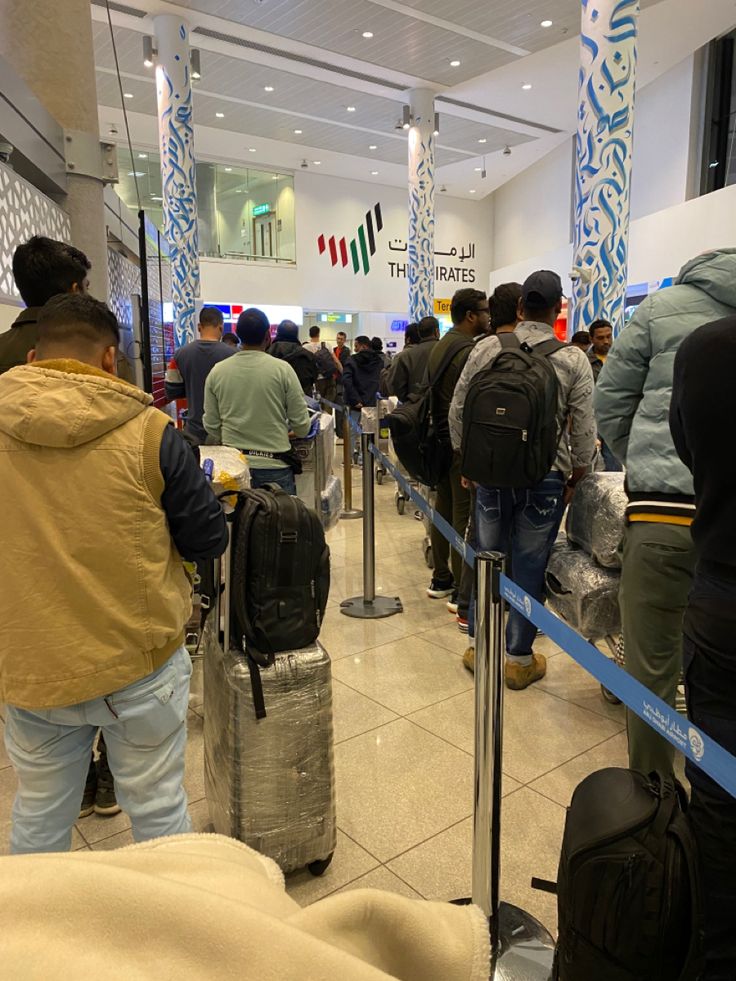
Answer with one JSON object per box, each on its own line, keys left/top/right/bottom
{"left": 596, "top": 249, "right": 736, "bottom": 777}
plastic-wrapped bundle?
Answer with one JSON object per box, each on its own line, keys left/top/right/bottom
{"left": 200, "top": 446, "right": 250, "bottom": 495}
{"left": 203, "top": 621, "right": 337, "bottom": 875}
{"left": 292, "top": 412, "right": 335, "bottom": 490}
{"left": 321, "top": 475, "right": 342, "bottom": 532}
{"left": 566, "top": 472, "right": 627, "bottom": 569}
{"left": 360, "top": 406, "right": 378, "bottom": 435}
{"left": 546, "top": 542, "right": 621, "bottom": 639}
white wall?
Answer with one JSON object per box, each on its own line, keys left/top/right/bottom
{"left": 200, "top": 170, "right": 493, "bottom": 316}
{"left": 490, "top": 56, "right": 698, "bottom": 276}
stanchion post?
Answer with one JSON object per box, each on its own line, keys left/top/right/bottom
{"left": 340, "top": 412, "right": 362, "bottom": 520}
{"left": 340, "top": 432, "right": 402, "bottom": 620}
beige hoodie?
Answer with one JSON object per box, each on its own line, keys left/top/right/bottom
{"left": 0, "top": 360, "right": 191, "bottom": 708}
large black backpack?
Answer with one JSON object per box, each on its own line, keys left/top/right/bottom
{"left": 230, "top": 486, "right": 330, "bottom": 718}
{"left": 553, "top": 768, "right": 704, "bottom": 981}
{"left": 386, "top": 336, "right": 472, "bottom": 488}
{"left": 461, "top": 332, "right": 563, "bottom": 488}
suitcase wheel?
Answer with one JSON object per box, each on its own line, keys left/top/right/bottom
{"left": 308, "top": 852, "right": 334, "bottom": 877}
{"left": 601, "top": 685, "right": 622, "bottom": 706}
{"left": 376, "top": 469, "right": 384, "bottom": 485}
{"left": 396, "top": 496, "right": 405, "bottom": 515}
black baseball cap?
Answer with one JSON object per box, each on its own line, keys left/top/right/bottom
{"left": 522, "top": 270, "right": 563, "bottom": 308}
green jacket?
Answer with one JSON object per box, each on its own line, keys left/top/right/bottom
{"left": 0, "top": 308, "right": 41, "bottom": 376}
{"left": 595, "top": 250, "right": 736, "bottom": 496}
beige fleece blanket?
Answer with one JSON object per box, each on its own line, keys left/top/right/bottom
{"left": 0, "top": 834, "right": 490, "bottom": 980}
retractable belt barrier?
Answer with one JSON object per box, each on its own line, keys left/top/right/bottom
{"left": 320, "top": 397, "right": 736, "bottom": 800}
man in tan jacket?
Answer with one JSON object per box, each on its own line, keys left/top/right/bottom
{"left": 0, "top": 294, "right": 228, "bottom": 853}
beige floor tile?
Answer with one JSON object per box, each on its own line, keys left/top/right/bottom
{"left": 319, "top": 607, "right": 408, "bottom": 661}
{"left": 334, "top": 718, "right": 474, "bottom": 862}
{"left": 188, "top": 797, "right": 215, "bottom": 833}
{"left": 332, "top": 636, "right": 472, "bottom": 716}
{"left": 529, "top": 731, "right": 629, "bottom": 807}
{"left": 421, "top": 622, "right": 471, "bottom": 657}
{"left": 184, "top": 709, "right": 205, "bottom": 804}
{"left": 332, "top": 680, "right": 399, "bottom": 744}
{"left": 90, "top": 827, "right": 135, "bottom": 850}
{"left": 285, "top": 830, "right": 379, "bottom": 906}
{"left": 328, "top": 565, "right": 410, "bottom": 606}
{"left": 333, "top": 865, "right": 423, "bottom": 900}
{"left": 537, "top": 649, "right": 627, "bottom": 724}
{"left": 77, "top": 807, "right": 132, "bottom": 844}
{"left": 0, "top": 767, "right": 15, "bottom": 854}
{"left": 388, "top": 787, "right": 564, "bottom": 933}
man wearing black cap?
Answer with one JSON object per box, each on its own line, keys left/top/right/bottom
{"left": 450, "top": 271, "right": 596, "bottom": 688}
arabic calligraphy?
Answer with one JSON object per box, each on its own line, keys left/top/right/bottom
{"left": 389, "top": 239, "right": 476, "bottom": 263}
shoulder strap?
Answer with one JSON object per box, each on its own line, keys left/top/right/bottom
{"left": 429, "top": 336, "right": 473, "bottom": 388}
{"left": 533, "top": 337, "right": 566, "bottom": 358}
{"left": 497, "top": 332, "right": 521, "bottom": 351}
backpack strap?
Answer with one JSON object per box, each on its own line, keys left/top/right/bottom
{"left": 532, "top": 337, "right": 566, "bottom": 358}
{"left": 428, "top": 335, "right": 474, "bottom": 388}
{"left": 497, "top": 332, "right": 521, "bottom": 351}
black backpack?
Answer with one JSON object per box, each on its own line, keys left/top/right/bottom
{"left": 553, "top": 768, "right": 704, "bottom": 981}
{"left": 230, "top": 486, "right": 330, "bottom": 718}
{"left": 461, "top": 332, "right": 563, "bottom": 488}
{"left": 386, "top": 336, "right": 472, "bottom": 488}
{"left": 314, "top": 344, "right": 337, "bottom": 380}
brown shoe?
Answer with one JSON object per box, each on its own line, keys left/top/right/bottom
{"left": 463, "top": 646, "right": 475, "bottom": 673}
{"left": 505, "top": 652, "right": 547, "bottom": 690}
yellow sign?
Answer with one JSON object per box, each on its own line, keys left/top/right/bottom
{"left": 434, "top": 297, "right": 452, "bottom": 316}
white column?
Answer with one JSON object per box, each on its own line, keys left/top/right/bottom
{"left": 153, "top": 14, "right": 199, "bottom": 346}
{"left": 408, "top": 88, "right": 436, "bottom": 323}
{"left": 572, "top": 0, "right": 640, "bottom": 336}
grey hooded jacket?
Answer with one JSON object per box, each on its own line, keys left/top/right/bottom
{"left": 595, "top": 249, "right": 736, "bottom": 497}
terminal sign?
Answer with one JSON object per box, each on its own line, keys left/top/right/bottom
{"left": 253, "top": 203, "right": 271, "bottom": 217}
{"left": 434, "top": 298, "right": 452, "bottom": 316}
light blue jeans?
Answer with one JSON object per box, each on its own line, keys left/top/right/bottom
{"left": 4, "top": 646, "right": 193, "bottom": 854}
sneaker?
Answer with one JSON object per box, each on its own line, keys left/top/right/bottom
{"left": 462, "top": 646, "right": 475, "bottom": 673}
{"left": 427, "top": 577, "right": 455, "bottom": 599}
{"left": 456, "top": 614, "right": 469, "bottom": 634}
{"left": 94, "top": 754, "right": 122, "bottom": 817}
{"left": 505, "top": 652, "right": 547, "bottom": 691}
{"left": 446, "top": 591, "right": 459, "bottom": 615}
{"left": 79, "top": 760, "right": 97, "bottom": 819}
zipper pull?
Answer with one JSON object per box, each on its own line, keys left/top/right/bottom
{"left": 522, "top": 430, "right": 528, "bottom": 442}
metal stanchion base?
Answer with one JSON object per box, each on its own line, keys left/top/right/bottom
{"left": 340, "top": 508, "right": 364, "bottom": 520}
{"left": 452, "top": 901, "right": 555, "bottom": 979}
{"left": 340, "top": 595, "right": 403, "bottom": 619}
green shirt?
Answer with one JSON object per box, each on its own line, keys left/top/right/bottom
{"left": 203, "top": 350, "right": 311, "bottom": 469}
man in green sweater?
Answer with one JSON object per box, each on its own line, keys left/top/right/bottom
{"left": 203, "top": 307, "right": 311, "bottom": 494}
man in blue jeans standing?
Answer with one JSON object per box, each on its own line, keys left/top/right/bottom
{"left": 449, "top": 272, "right": 596, "bottom": 689}
{"left": 204, "top": 307, "right": 311, "bottom": 493}
{"left": 0, "top": 294, "right": 228, "bottom": 852}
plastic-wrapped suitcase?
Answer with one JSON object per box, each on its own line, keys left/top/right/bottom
{"left": 321, "top": 474, "right": 342, "bottom": 532}
{"left": 566, "top": 472, "right": 627, "bottom": 569}
{"left": 545, "top": 541, "right": 621, "bottom": 638}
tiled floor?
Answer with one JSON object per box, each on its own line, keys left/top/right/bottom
{"left": 0, "top": 469, "right": 628, "bottom": 936}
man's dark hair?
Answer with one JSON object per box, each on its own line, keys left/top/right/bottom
{"left": 570, "top": 330, "right": 591, "bottom": 347}
{"left": 309, "top": 325, "right": 320, "bottom": 339}
{"left": 236, "top": 307, "right": 271, "bottom": 346}
{"left": 489, "top": 283, "right": 522, "bottom": 333}
{"left": 404, "top": 323, "right": 420, "bottom": 346}
{"left": 589, "top": 319, "right": 612, "bottom": 338}
{"left": 371, "top": 336, "right": 383, "bottom": 352}
{"left": 451, "top": 288, "right": 487, "bottom": 325}
{"left": 13, "top": 236, "right": 91, "bottom": 308}
{"left": 199, "top": 306, "right": 224, "bottom": 329}
{"left": 336, "top": 331, "right": 347, "bottom": 340}
{"left": 417, "top": 316, "right": 439, "bottom": 340}
{"left": 354, "top": 335, "right": 371, "bottom": 349}
{"left": 35, "top": 294, "right": 120, "bottom": 353}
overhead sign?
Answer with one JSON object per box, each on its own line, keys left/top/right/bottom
{"left": 252, "top": 203, "right": 271, "bottom": 217}
{"left": 319, "top": 312, "right": 353, "bottom": 324}
{"left": 434, "top": 298, "right": 452, "bottom": 316}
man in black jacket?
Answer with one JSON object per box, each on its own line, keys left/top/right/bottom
{"left": 383, "top": 316, "right": 439, "bottom": 402}
{"left": 269, "top": 320, "right": 318, "bottom": 395}
{"left": 343, "top": 336, "right": 384, "bottom": 462}
{"left": 670, "top": 316, "right": 736, "bottom": 981}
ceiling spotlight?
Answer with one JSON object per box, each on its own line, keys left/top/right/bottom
{"left": 503, "top": 144, "right": 512, "bottom": 156}
{"left": 474, "top": 167, "right": 482, "bottom": 172}
{"left": 272, "top": 174, "right": 279, "bottom": 180}
{"left": 294, "top": 129, "right": 303, "bottom": 134}
{"left": 143, "top": 36, "right": 155, "bottom": 68}
{"left": 224, "top": 166, "right": 232, "bottom": 172}
{"left": 362, "top": 30, "right": 374, "bottom": 38}
{"left": 123, "top": 92, "right": 134, "bottom": 99}
{"left": 401, "top": 104, "right": 412, "bottom": 130}
{"left": 313, "top": 160, "right": 322, "bottom": 165}
{"left": 248, "top": 147, "right": 257, "bottom": 152}
{"left": 469, "top": 189, "right": 476, "bottom": 194}
{"left": 439, "top": 184, "right": 447, "bottom": 192}
{"left": 369, "top": 144, "right": 377, "bottom": 150}
{"left": 540, "top": 19, "right": 553, "bottom": 28}
{"left": 478, "top": 138, "right": 487, "bottom": 144}
{"left": 450, "top": 59, "right": 461, "bottom": 67}
{"left": 371, "top": 170, "right": 379, "bottom": 175}
{"left": 127, "top": 170, "right": 145, "bottom": 177}
{"left": 138, "top": 153, "right": 148, "bottom": 159}
{"left": 216, "top": 112, "right": 225, "bottom": 119}
{"left": 191, "top": 48, "right": 201, "bottom": 80}
{"left": 347, "top": 105, "right": 356, "bottom": 112}
{"left": 151, "top": 195, "right": 163, "bottom": 201}
{"left": 522, "top": 83, "right": 532, "bottom": 90}
{"left": 264, "top": 85, "right": 274, "bottom": 92}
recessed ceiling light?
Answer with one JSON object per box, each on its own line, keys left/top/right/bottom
{"left": 346, "top": 105, "right": 356, "bottom": 112}
{"left": 272, "top": 175, "right": 279, "bottom": 180}
{"left": 522, "top": 83, "right": 532, "bottom": 90}
{"left": 138, "top": 153, "right": 147, "bottom": 159}
{"left": 469, "top": 189, "right": 476, "bottom": 194}
{"left": 123, "top": 92, "right": 134, "bottom": 99}
{"left": 224, "top": 167, "right": 232, "bottom": 172}
{"left": 215, "top": 111, "right": 225, "bottom": 118}
{"left": 478, "top": 138, "right": 487, "bottom": 144}
{"left": 264, "top": 85, "right": 274, "bottom": 92}
{"left": 362, "top": 30, "right": 374, "bottom": 38}
{"left": 127, "top": 170, "right": 145, "bottom": 177}
{"left": 540, "top": 19, "right": 553, "bottom": 28}
{"left": 474, "top": 167, "right": 482, "bottom": 172}
{"left": 294, "top": 129, "right": 303, "bottom": 134}
{"left": 151, "top": 195, "right": 162, "bottom": 201}
{"left": 371, "top": 170, "right": 379, "bottom": 175}
{"left": 313, "top": 160, "right": 322, "bottom": 165}
{"left": 248, "top": 147, "right": 257, "bottom": 152}
{"left": 369, "top": 144, "right": 377, "bottom": 150}
{"left": 450, "top": 59, "right": 461, "bottom": 67}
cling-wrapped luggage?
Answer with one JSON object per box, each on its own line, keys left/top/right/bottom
{"left": 566, "top": 472, "right": 626, "bottom": 569}
{"left": 545, "top": 541, "right": 621, "bottom": 638}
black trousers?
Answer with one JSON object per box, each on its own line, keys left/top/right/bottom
{"left": 684, "top": 567, "right": 736, "bottom": 981}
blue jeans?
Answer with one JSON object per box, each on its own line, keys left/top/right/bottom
{"left": 249, "top": 466, "right": 296, "bottom": 495}
{"left": 471, "top": 472, "right": 565, "bottom": 657}
{"left": 600, "top": 436, "right": 623, "bottom": 472}
{"left": 4, "top": 647, "right": 193, "bottom": 854}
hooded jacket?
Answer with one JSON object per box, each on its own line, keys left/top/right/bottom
{"left": 0, "top": 360, "right": 228, "bottom": 709}
{"left": 596, "top": 250, "right": 736, "bottom": 506}
{"left": 342, "top": 349, "right": 385, "bottom": 407}
{"left": 269, "top": 334, "right": 319, "bottom": 395}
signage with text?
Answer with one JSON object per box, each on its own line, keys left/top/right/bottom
{"left": 252, "top": 203, "right": 271, "bottom": 217}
